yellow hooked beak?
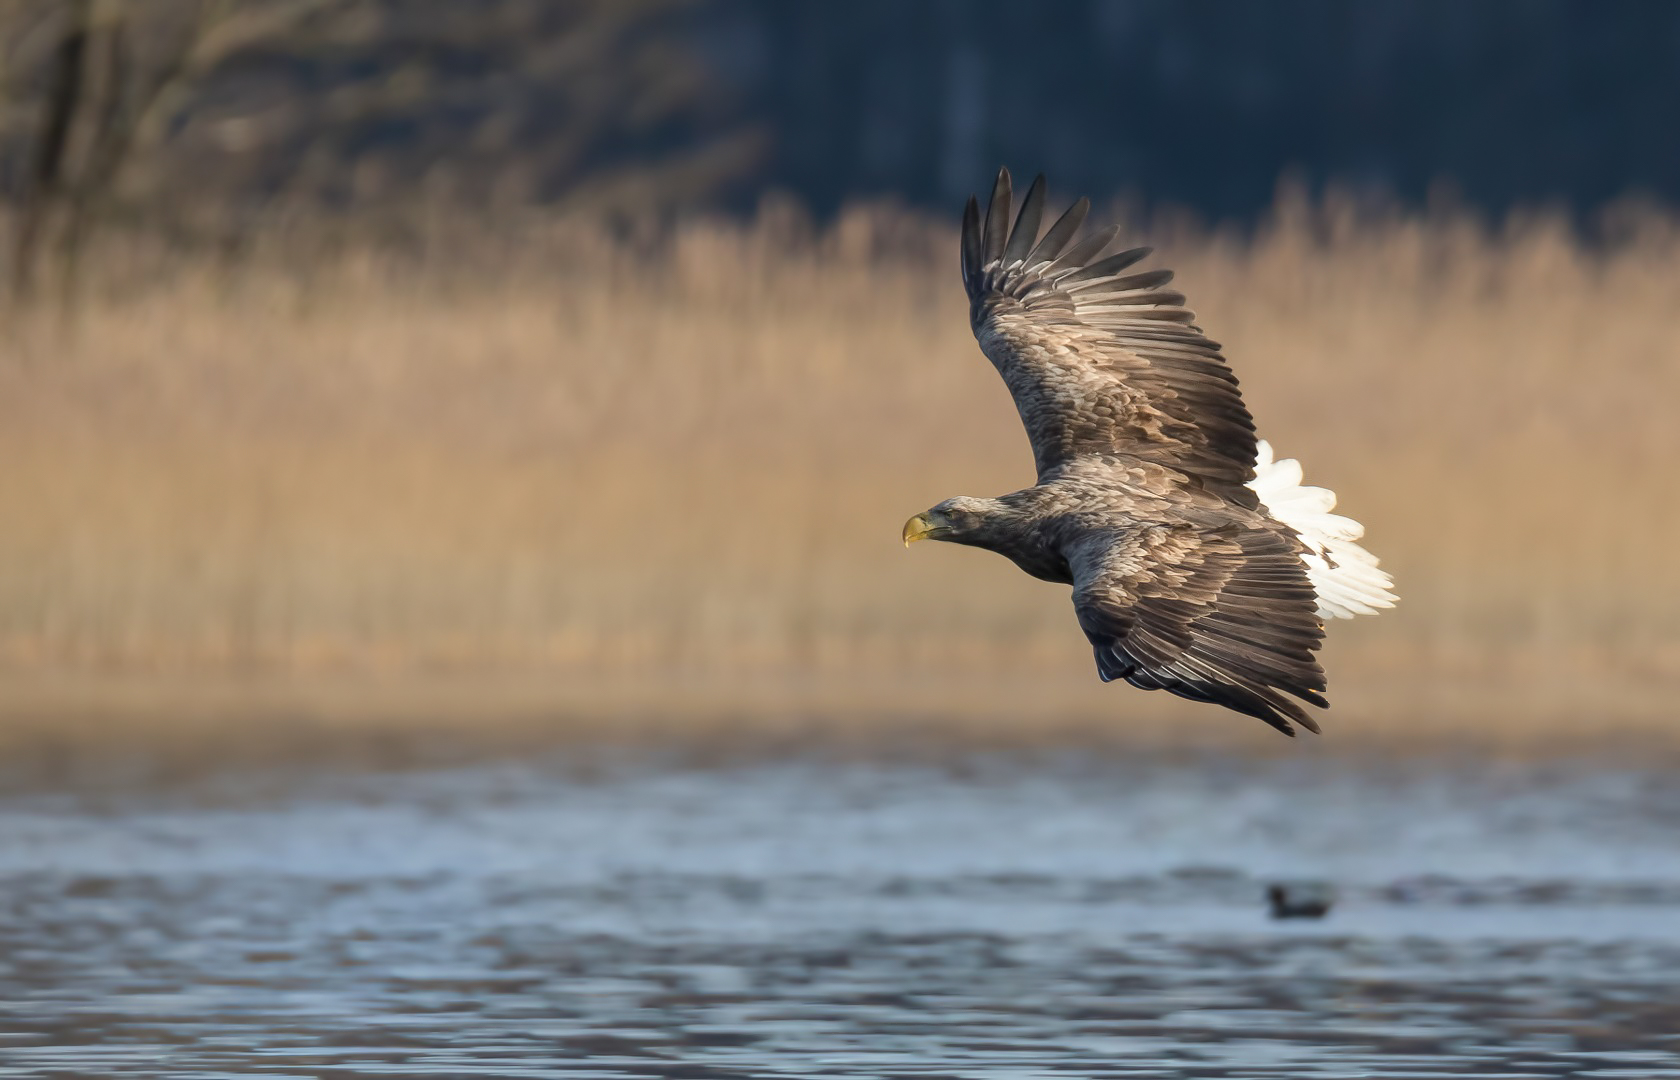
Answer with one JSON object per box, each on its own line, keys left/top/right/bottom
{"left": 902, "top": 512, "right": 938, "bottom": 547}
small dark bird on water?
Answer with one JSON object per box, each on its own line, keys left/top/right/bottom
{"left": 903, "top": 169, "right": 1397, "bottom": 736}
{"left": 1267, "top": 881, "right": 1336, "bottom": 919}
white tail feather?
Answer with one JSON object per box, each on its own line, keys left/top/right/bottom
{"left": 1249, "top": 440, "right": 1398, "bottom": 621}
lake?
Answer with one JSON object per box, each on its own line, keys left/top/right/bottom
{"left": 2, "top": 745, "right": 1678, "bottom": 1077}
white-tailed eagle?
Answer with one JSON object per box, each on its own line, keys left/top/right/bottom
{"left": 903, "top": 169, "right": 1397, "bottom": 735}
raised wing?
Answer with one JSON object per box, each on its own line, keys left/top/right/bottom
{"left": 962, "top": 169, "right": 1257, "bottom": 486}
{"left": 1069, "top": 523, "right": 1328, "bottom": 736}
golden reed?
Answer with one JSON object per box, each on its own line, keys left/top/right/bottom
{"left": 3, "top": 195, "right": 1678, "bottom": 750}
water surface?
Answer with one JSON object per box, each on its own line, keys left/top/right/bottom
{"left": 2, "top": 749, "right": 1678, "bottom": 1077}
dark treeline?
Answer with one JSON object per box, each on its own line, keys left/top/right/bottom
{"left": 737, "top": 0, "right": 1680, "bottom": 220}
{"left": 1, "top": 0, "right": 1674, "bottom": 256}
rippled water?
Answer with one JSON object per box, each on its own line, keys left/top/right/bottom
{"left": 3, "top": 748, "right": 1679, "bottom": 1077}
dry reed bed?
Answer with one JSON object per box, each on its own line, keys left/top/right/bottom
{"left": 3, "top": 200, "right": 1679, "bottom": 744}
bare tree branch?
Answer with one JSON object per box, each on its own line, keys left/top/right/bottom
{"left": 2, "top": 0, "right": 750, "bottom": 303}
{"left": 10, "top": 0, "right": 90, "bottom": 301}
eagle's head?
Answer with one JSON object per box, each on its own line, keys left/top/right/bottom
{"left": 902, "top": 496, "right": 1005, "bottom": 547}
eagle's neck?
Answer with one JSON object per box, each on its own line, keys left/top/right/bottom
{"left": 960, "top": 490, "right": 1074, "bottom": 584}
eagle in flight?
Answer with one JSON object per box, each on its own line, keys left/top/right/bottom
{"left": 903, "top": 169, "right": 1397, "bottom": 736}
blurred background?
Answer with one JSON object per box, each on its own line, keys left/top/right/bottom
{"left": 5, "top": 0, "right": 1680, "bottom": 757}
{"left": 4, "top": 3, "right": 1680, "bottom": 1076}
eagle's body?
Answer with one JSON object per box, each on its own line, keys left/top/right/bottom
{"left": 903, "top": 170, "right": 1396, "bottom": 736}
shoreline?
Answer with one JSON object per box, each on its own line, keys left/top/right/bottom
{"left": 3, "top": 669, "right": 1676, "bottom": 781}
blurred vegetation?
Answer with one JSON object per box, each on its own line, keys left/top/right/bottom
{"left": 0, "top": 0, "right": 761, "bottom": 299}
{"left": 2, "top": 193, "right": 1679, "bottom": 745}
{"left": 6, "top": 1, "right": 1680, "bottom": 297}
{"left": 1, "top": 2, "right": 1677, "bottom": 749}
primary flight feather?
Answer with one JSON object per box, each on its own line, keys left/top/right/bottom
{"left": 903, "top": 169, "right": 1397, "bottom": 736}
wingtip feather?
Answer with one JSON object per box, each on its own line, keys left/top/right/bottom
{"left": 1028, "top": 195, "right": 1089, "bottom": 266}
{"left": 1002, "top": 173, "right": 1047, "bottom": 267}
{"left": 960, "top": 194, "right": 982, "bottom": 294}
{"left": 982, "top": 168, "right": 1013, "bottom": 266}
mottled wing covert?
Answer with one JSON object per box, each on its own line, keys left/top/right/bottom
{"left": 1068, "top": 524, "right": 1329, "bottom": 736}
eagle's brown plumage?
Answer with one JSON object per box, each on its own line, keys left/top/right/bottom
{"left": 962, "top": 170, "right": 1260, "bottom": 489}
{"left": 907, "top": 168, "right": 1334, "bottom": 736}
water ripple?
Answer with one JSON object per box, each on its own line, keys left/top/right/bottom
{"left": 1, "top": 755, "right": 1677, "bottom": 1076}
